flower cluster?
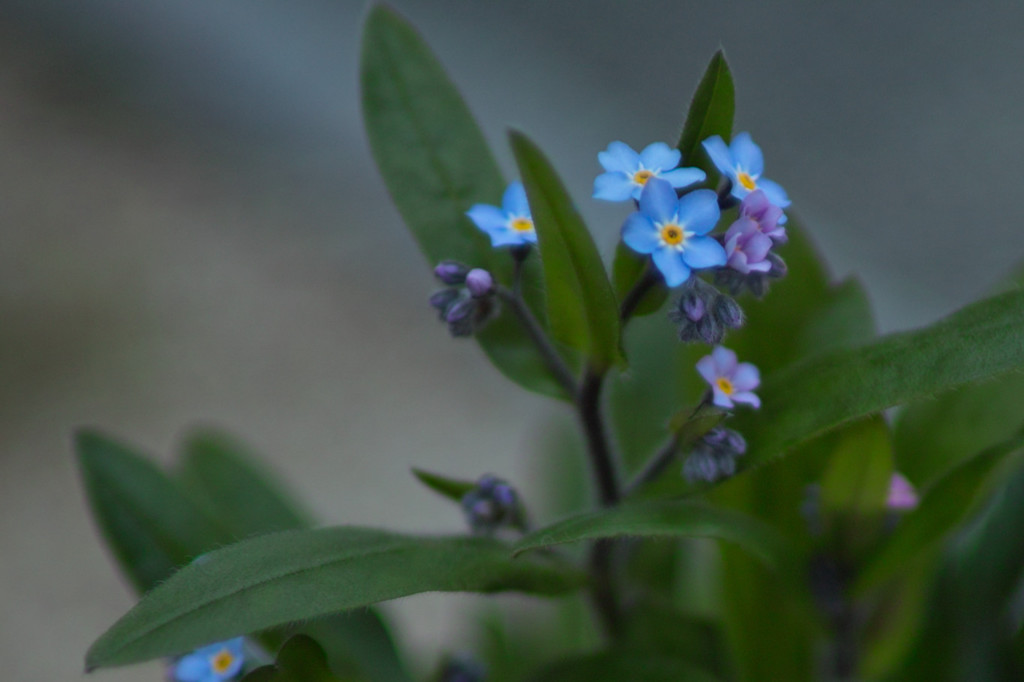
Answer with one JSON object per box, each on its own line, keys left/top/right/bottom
{"left": 429, "top": 262, "right": 497, "bottom": 337}
{"left": 460, "top": 474, "right": 524, "bottom": 535}
{"left": 683, "top": 425, "right": 747, "bottom": 483}
{"left": 171, "top": 638, "right": 245, "bottom": 682}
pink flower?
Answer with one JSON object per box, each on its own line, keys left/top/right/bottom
{"left": 696, "top": 346, "right": 761, "bottom": 409}
{"left": 886, "top": 473, "right": 919, "bottom": 511}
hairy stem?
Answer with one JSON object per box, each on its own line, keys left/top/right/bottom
{"left": 493, "top": 287, "right": 577, "bottom": 397}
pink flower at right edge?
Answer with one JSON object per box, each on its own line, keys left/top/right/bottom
{"left": 696, "top": 346, "right": 761, "bottom": 409}
{"left": 887, "top": 472, "right": 919, "bottom": 511}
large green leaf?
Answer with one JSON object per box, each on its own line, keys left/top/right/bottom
{"left": 676, "top": 50, "right": 735, "bottom": 184}
{"left": 177, "top": 429, "right": 313, "bottom": 536}
{"left": 513, "top": 500, "right": 792, "bottom": 572}
{"left": 177, "top": 429, "right": 412, "bottom": 682}
{"left": 819, "top": 416, "right": 892, "bottom": 517}
{"left": 76, "top": 429, "right": 229, "bottom": 594}
{"left": 736, "top": 288, "right": 1024, "bottom": 469}
{"left": 361, "top": 6, "right": 563, "bottom": 398}
{"left": 86, "top": 528, "right": 584, "bottom": 669}
{"left": 530, "top": 651, "right": 721, "bottom": 682}
{"left": 856, "top": 425, "right": 1024, "bottom": 593}
{"left": 510, "top": 130, "right": 621, "bottom": 370}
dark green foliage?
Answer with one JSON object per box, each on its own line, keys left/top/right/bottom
{"left": 677, "top": 50, "right": 735, "bottom": 184}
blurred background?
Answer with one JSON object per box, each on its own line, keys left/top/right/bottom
{"left": 0, "top": 1, "right": 1022, "bottom": 680}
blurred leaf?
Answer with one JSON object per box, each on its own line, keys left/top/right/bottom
{"left": 531, "top": 651, "right": 721, "bottom": 682}
{"left": 857, "top": 425, "right": 1024, "bottom": 593}
{"left": 676, "top": 50, "right": 735, "bottom": 184}
{"left": 411, "top": 467, "right": 475, "bottom": 503}
{"left": 511, "top": 130, "right": 621, "bottom": 370}
{"left": 75, "top": 429, "right": 229, "bottom": 594}
{"left": 621, "top": 600, "right": 731, "bottom": 680}
{"left": 792, "top": 276, "right": 876, "bottom": 359}
{"left": 177, "top": 429, "right": 313, "bottom": 537}
{"left": 820, "top": 416, "right": 892, "bottom": 517}
{"left": 361, "top": 6, "right": 564, "bottom": 399}
{"left": 736, "top": 288, "right": 1024, "bottom": 469}
{"left": 242, "top": 635, "right": 349, "bottom": 682}
{"left": 612, "top": 244, "right": 668, "bottom": 318}
{"left": 514, "top": 500, "right": 793, "bottom": 572}
{"left": 87, "top": 528, "right": 585, "bottom": 669}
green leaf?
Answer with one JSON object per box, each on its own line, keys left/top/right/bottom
{"left": 177, "top": 429, "right": 313, "bottom": 537}
{"left": 736, "top": 288, "right": 1024, "bottom": 469}
{"left": 510, "top": 130, "right": 621, "bottom": 370}
{"left": 513, "top": 500, "right": 793, "bottom": 572}
{"left": 677, "top": 50, "right": 735, "bottom": 183}
{"left": 531, "top": 651, "right": 721, "bottom": 682}
{"left": 75, "top": 429, "right": 229, "bottom": 594}
{"left": 819, "top": 416, "right": 893, "bottom": 517}
{"left": 856, "top": 425, "right": 1024, "bottom": 593}
{"left": 612, "top": 244, "right": 667, "bottom": 318}
{"left": 86, "top": 528, "right": 584, "bottom": 669}
{"left": 242, "top": 635, "right": 349, "bottom": 682}
{"left": 792, "top": 276, "right": 876, "bottom": 359}
{"left": 360, "top": 6, "right": 564, "bottom": 399}
{"left": 411, "top": 467, "right": 475, "bottom": 503}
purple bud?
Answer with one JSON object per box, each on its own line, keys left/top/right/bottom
{"left": 445, "top": 297, "right": 477, "bottom": 337}
{"left": 712, "top": 294, "right": 745, "bottom": 330}
{"left": 886, "top": 473, "right": 918, "bottom": 511}
{"left": 429, "top": 289, "right": 460, "bottom": 317}
{"left": 465, "top": 268, "right": 494, "bottom": 297}
{"left": 682, "top": 294, "right": 706, "bottom": 321}
{"left": 434, "top": 260, "right": 470, "bottom": 285}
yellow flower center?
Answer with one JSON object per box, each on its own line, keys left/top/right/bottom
{"left": 632, "top": 169, "right": 654, "bottom": 185}
{"left": 510, "top": 217, "right": 534, "bottom": 233}
{"left": 210, "top": 650, "right": 236, "bottom": 675}
{"left": 660, "top": 223, "right": 685, "bottom": 246}
{"left": 716, "top": 377, "right": 734, "bottom": 395}
{"left": 736, "top": 171, "right": 757, "bottom": 191}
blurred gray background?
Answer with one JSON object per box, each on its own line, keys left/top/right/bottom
{"left": 1, "top": 1, "right": 1022, "bottom": 680}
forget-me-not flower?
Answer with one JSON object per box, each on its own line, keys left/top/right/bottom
{"left": 739, "top": 189, "right": 787, "bottom": 242}
{"left": 466, "top": 182, "right": 536, "bottom": 248}
{"left": 621, "top": 178, "right": 726, "bottom": 287}
{"left": 702, "top": 132, "right": 790, "bottom": 209}
{"left": 696, "top": 346, "right": 760, "bottom": 409}
{"left": 724, "top": 218, "right": 774, "bottom": 275}
{"left": 172, "top": 638, "right": 245, "bottom": 682}
{"left": 593, "top": 141, "right": 705, "bottom": 202}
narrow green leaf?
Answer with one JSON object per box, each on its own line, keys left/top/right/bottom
{"left": 361, "top": 6, "right": 564, "bottom": 399}
{"left": 819, "top": 416, "right": 893, "bottom": 516}
{"left": 75, "top": 429, "right": 229, "bottom": 594}
{"left": 177, "top": 429, "right": 313, "bottom": 537}
{"left": 513, "top": 500, "right": 792, "bottom": 572}
{"left": 86, "top": 528, "right": 584, "bottom": 668}
{"left": 676, "top": 50, "right": 735, "bottom": 183}
{"left": 242, "top": 635, "right": 349, "bottom": 682}
{"left": 612, "top": 244, "right": 667, "bottom": 318}
{"left": 736, "top": 289, "right": 1024, "bottom": 469}
{"left": 510, "top": 130, "right": 621, "bottom": 369}
{"left": 857, "top": 426, "right": 1024, "bottom": 592}
{"left": 531, "top": 651, "right": 721, "bottom": 682}
{"left": 411, "top": 467, "right": 475, "bottom": 503}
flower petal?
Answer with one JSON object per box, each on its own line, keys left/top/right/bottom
{"left": 757, "top": 177, "right": 791, "bottom": 208}
{"left": 592, "top": 172, "right": 636, "bottom": 201}
{"left": 676, "top": 190, "right": 721, "bottom": 235}
{"left": 172, "top": 655, "right": 209, "bottom": 682}
{"left": 744, "top": 231, "right": 774, "bottom": 262}
{"left": 682, "top": 236, "right": 727, "bottom": 270}
{"left": 732, "top": 362, "right": 761, "bottom": 391}
{"left": 638, "top": 178, "right": 678, "bottom": 224}
{"left": 701, "top": 135, "right": 734, "bottom": 174}
{"left": 639, "top": 142, "right": 680, "bottom": 171}
{"left": 731, "top": 391, "right": 761, "bottom": 409}
{"left": 652, "top": 247, "right": 691, "bottom": 287}
{"left": 466, "top": 204, "right": 507, "bottom": 234}
{"left": 711, "top": 346, "right": 738, "bottom": 375}
{"left": 696, "top": 354, "right": 718, "bottom": 385}
{"left": 597, "top": 141, "right": 639, "bottom": 173}
{"left": 710, "top": 388, "right": 735, "bottom": 409}
{"left": 489, "top": 227, "right": 531, "bottom": 248}
{"left": 730, "top": 132, "right": 764, "bottom": 177}
{"left": 621, "top": 213, "right": 659, "bottom": 254}
{"left": 659, "top": 166, "right": 706, "bottom": 189}
{"left": 502, "top": 182, "right": 531, "bottom": 217}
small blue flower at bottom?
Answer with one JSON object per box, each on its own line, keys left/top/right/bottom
{"left": 593, "top": 141, "right": 705, "bottom": 202}
{"left": 172, "top": 638, "right": 245, "bottom": 682}
{"left": 466, "top": 182, "right": 536, "bottom": 248}
{"left": 621, "top": 178, "right": 726, "bottom": 287}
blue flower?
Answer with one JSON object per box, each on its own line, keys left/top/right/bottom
{"left": 593, "top": 141, "right": 705, "bottom": 201}
{"left": 702, "top": 132, "right": 790, "bottom": 209}
{"left": 466, "top": 182, "right": 536, "bottom": 247}
{"left": 172, "top": 638, "right": 245, "bottom": 682}
{"left": 621, "top": 178, "right": 726, "bottom": 287}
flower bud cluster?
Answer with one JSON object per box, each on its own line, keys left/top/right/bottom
{"left": 429, "top": 261, "right": 497, "bottom": 337}
{"left": 460, "top": 474, "right": 523, "bottom": 535}
{"left": 669, "top": 276, "right": 745, "bottom": 344}
{"left": 682, "top": 426, "right": 747, "bottom": 483}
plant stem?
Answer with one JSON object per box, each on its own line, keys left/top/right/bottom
{"left": 618, "top": 261, "right": 659, "bottom": 323}
{"left": 624, "top": 433, "right": 682, "bottom": 496}
{"left": 576, "top": 367, "right": 621, "bottom": 507}
{"left": 493, "top": 285, "right": 577, "bottom": 397}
